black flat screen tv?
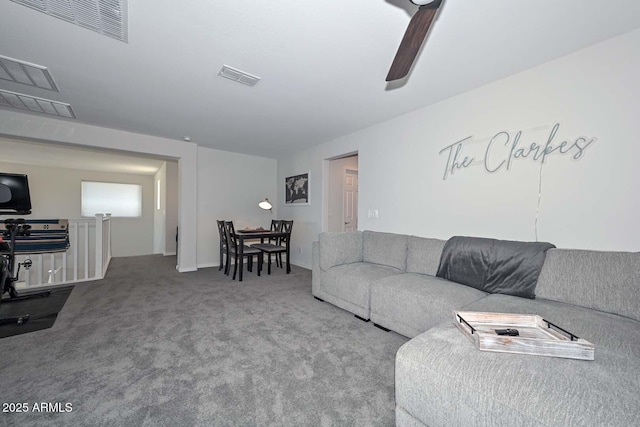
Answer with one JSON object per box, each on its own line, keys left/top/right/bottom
{"left": 0, "top": 173, "right": 32, "bottom": 215}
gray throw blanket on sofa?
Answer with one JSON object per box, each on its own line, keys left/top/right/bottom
{"left": 436, "top": 236, "right": 556, "bottom": 299}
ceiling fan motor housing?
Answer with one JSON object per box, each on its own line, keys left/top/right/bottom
{"left": 411, "top": 0, "right": 442, "bottom": 8}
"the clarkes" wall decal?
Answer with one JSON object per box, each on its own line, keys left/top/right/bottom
{"left": 439, "top": 123, "right": 597, "bottom": 180}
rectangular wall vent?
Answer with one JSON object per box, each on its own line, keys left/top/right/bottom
{"left": 218, "top": 65, "right": 261, "bottom": 87}
{"left": 0, "top": 89, "right": 76, "bottom": 118}
{"left": 11, "top": 0, "right": 128, "bottom": 42}
{"left": 0, "top": 55, "right": 59, "bottom": 91}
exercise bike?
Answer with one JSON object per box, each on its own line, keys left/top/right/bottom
{"left": 0, "top": 219, "right": 53, "bottom": 326}
{"left": 0, "top": 173, "right": 52, "bottom": 326}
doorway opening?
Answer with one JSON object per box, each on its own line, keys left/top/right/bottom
{"left": 327, "top": 153, "right": 358, "bottom": 232}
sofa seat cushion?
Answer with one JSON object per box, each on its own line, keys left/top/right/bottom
{"left": 396, "top": 294, "right": 640, "bottom": 427}
{"left": 321, "top": 262, "right": 402, "bottom": 319}
{"left": 370, "top": 273, "right": 488, "bottom": 338}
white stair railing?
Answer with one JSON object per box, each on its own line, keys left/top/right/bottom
{"left": 14, "top": 214, "right": 112, "bottom": 290}
{"left": 95, "top": 213, "right": 112, "bottom": 278}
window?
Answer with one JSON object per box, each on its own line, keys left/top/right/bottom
{"left": 81, "top": 181, "right": 142, "bottom": 217}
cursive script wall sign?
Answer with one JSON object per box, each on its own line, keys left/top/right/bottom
{"left": 439, "top": 123, "right": 597, "bottom": 180}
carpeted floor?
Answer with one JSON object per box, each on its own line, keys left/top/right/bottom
{"left": 0, "top": 255, "right": 408, "bottom": 426}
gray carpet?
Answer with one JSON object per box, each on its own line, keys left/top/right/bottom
{"left": 0, "top": 255, "right": 408, "bottom": 426}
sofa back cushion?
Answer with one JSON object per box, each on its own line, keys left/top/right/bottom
{"left": 536, "top": 248, "right": 640, "bottom": 321}
{"left": 406, "top": 236, "right": 447, "bottom": 276}
{"left": 363, "top": 231, "right": 408, "bottom": 271}
{"left": 319, "top": 231, "right": 363, "bottom": 271}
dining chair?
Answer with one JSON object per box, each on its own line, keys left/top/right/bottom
{"left": 269, "top": 219, "right": 283, "bottom": 237}
{"left": 251, "top": 220, "right": 293, "bottom": 275}
{"left": 267, "top": 220, "right": 283, "bottom": 267}
{"left": 249, "top": 220, "right": 281, "bottom": 272}
{"left": 224, "top": 221, "right": 263, "bottom": 280}
{"left": 216, "top": 220, "right": 230, "bottom": 275}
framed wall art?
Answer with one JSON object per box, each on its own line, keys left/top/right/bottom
{"left": 284, "top": 171, "right": 310, "bottom": 205}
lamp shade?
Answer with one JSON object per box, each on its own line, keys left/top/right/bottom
{"left": 258, "top": 198, "right": 272, "bottom": 211}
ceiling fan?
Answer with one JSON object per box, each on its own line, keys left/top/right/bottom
{"left": 386, "top": 0, "right": 443, "bottom": 81}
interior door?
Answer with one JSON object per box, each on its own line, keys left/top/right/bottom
{"left": 343, "top": 169, "right": 358, "bottom": 232}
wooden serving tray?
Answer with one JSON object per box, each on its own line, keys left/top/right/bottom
{"left": 453, "top": 311, "right": 594, "bottom": 360}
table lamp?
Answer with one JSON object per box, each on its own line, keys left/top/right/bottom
{"left": 258, "top": 198, "right": 272, "bottom": 213}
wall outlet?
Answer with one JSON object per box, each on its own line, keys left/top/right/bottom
{"left": 298, "top": 246, "right": 302, "bottom": 254}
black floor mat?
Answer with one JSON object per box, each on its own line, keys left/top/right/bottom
{"left": 0, "top": 285, "right": 74, "bottom": 338}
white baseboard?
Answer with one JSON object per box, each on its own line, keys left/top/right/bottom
{"left": 176, "top": 265, "right": 197, "bottom": 273}
{"left": 197, "top": 262, "right": 218, "bottom": 269}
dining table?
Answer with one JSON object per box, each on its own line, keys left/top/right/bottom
{"left": 234, "top": 229, "right": 290, "bottom": 282}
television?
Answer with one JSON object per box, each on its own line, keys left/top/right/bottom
{"left": 0, "top": 173, "right": 32, "bottom": 215}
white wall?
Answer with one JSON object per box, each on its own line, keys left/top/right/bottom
{"left": 152, "top": 160, "right": 178, "bottom": 256}
{"left": 0, "top": 113, "right": 275, "bottom": 270}
{"left": 196, "top": 147, "right": 278, "bottom": 268}
{"left": 0, "top": 110, "right": 198, "bottom": 272}
{"left": 0, "top": 162, "right": 154, "bottom": 256}
{"left": 278, "top": 28, "right": 640, "bottom": 268}
{"left": 165, "top": 161, "right": 179, "bottom": 256}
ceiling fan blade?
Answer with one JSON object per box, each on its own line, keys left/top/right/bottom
{"left": 386, "top": 5, "right": 441, "bottom": 81}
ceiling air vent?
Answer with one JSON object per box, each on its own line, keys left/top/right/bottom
{"left": 11, "top": 0, "right": 128, "bottom": 42}
{"left": 218, "top": 65, "right": 261, "bottom": 87}
{"left": 0, "top": 55, "right": 59, "bottom": 91}
{"left": 0, "top": 89, "right": 76, "bottom": 119}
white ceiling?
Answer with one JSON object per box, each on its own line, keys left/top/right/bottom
{"left": 1, "top": 0, "right": 640, "bottom": 161}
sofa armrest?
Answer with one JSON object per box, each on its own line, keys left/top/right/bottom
{"left": 312, "top": 241, "right": 321, "bottom": 296}
{"left": 318, "top": 231, "right": 363, "bottom": 271}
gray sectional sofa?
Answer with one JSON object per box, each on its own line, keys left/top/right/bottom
{"left": 311, "top": 230, "right": 640, "bottom": 427}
